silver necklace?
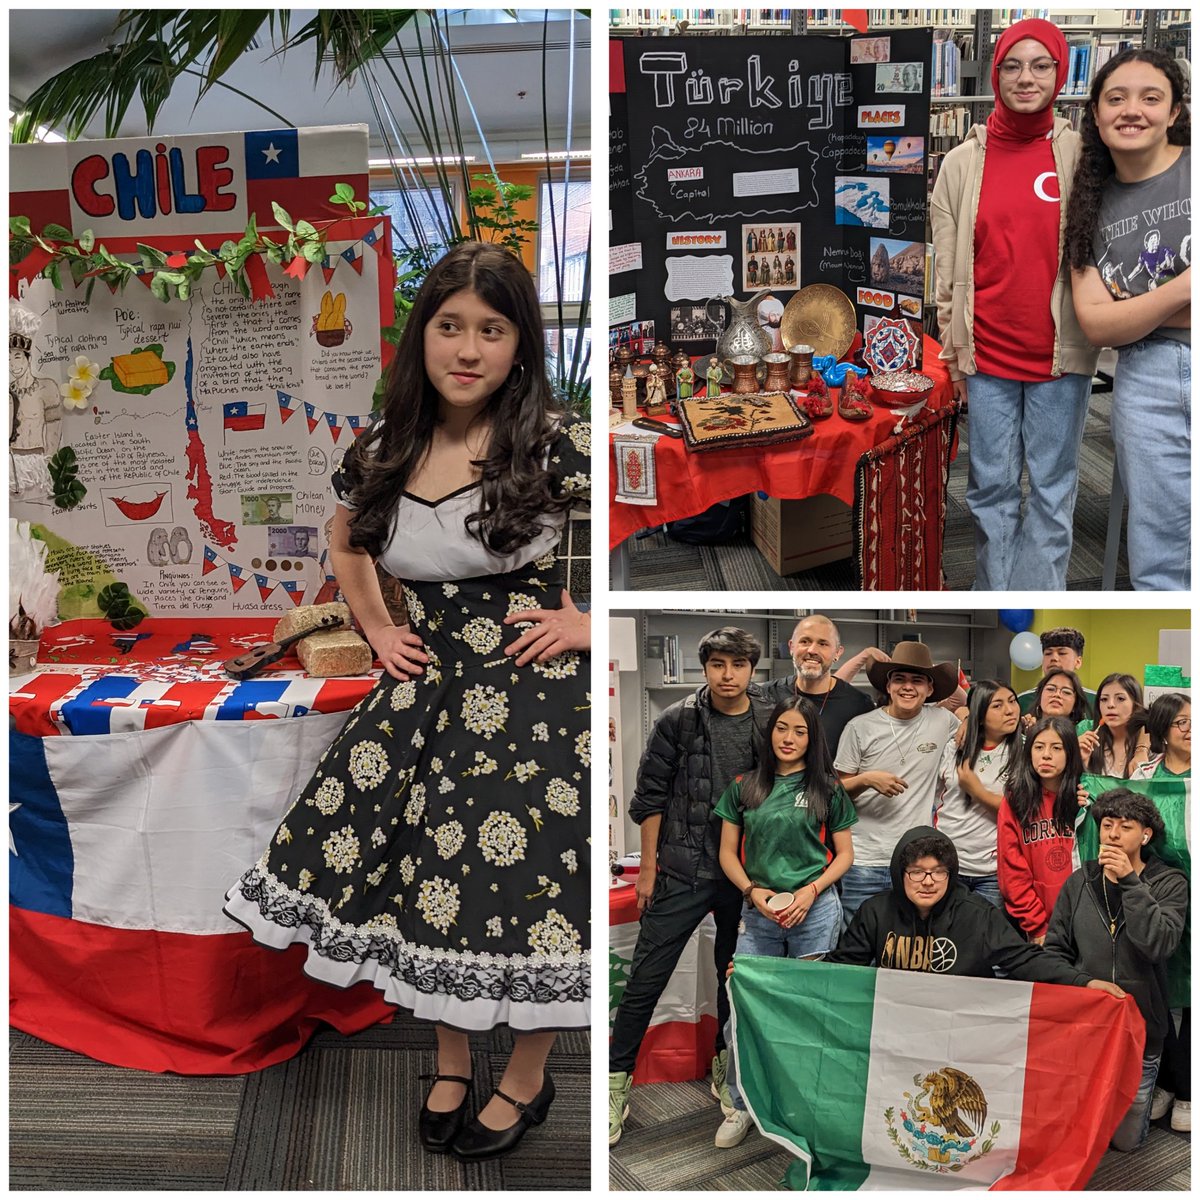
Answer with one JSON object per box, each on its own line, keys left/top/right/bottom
{"left": 884, "top": 708, "right": 923, "bottom": 767}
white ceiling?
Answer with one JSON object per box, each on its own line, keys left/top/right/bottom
{"left": 9, "top": 10, "right": 591, "bottom": 160}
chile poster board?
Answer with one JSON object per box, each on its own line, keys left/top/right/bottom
{"left": 612, "top": 31, "right": 932, "bottom": 365}
{"left": 10, "top": 125, "right": 395, "bottom": 619}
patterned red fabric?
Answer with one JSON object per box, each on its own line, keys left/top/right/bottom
{"left": 854, "top": 398, "right": 962, "bottom": 590}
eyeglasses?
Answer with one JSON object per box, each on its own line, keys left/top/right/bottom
{"left": 1171, "top": 718, "right": 1192, "bottom": 730}
{"left": 1042, "top": 685, "right": 1076, "bottom": 697}
{"left": 998, "top": 58, "right": 1058, "bottom": 79}
{"left": 904, "top": 867, "right": 949, "bottom": 882}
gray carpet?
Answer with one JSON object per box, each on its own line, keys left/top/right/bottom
{"left": 9, "top": 1022, "right": 590, "bottom": 1190}
{"left": 610, "top": 1076, "right": 1190, "bottom": 1191}
{"left": 621, "top": 389, "right": 1132, "bottom": 591}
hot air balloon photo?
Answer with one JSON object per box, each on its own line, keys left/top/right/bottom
{"left": 866, "top": 135, "right": 925, "bottom": 175}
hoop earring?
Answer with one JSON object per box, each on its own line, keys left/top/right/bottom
{"left": 507, "top": 362, "right": 526, "bottom": 391}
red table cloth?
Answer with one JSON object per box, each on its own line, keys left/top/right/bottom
{"left": 609, "top": 333, "right": 953, "bottom": 549}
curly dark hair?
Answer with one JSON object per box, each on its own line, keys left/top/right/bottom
{"left": 1065, "top": 48, "right": 1191, "bottom": 271}
{"left": 1091, "top": 786, "right": 1166, "bottom": 850}
{"left": 900, "top": 832, "right": 958, "bottom": 875}
{"left": 338, "top": 241, "right": 567, "bottom": 558}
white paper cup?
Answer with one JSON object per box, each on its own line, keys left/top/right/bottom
{"left": 766, "top": 891, "right": 794, "bottom": 913}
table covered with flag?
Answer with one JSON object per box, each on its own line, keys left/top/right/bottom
{"left": 609, "top": 879, "right": 718, "bottom": 1084}
{"left": 9, "top": 617, "right": 397, "bottom": 1074}
{"left": 730, "top": 958, "right": 1145, "bottom": 1191}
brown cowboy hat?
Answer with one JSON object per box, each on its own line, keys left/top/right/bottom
{"left": 866, "top": 641, "right": 959, "bottom": 703}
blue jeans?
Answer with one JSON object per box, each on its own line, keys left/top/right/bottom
{"left": 839, "top": 864, "right": 893, "bottom": 929}
{"left": 964, "top": 371, "right": 1091, "bottom": 590}
{"left": 1110, "top": 1053, "right": 1161, "bottom": 1151}
{"left": 1111, "top": 336, "right": 1191, "bottom": 591}
{"left": 727, "top": 888, "right": 842, "bottom": 1112}
{"left": 961, "top": 872, "right": 1002, "bottom": 907}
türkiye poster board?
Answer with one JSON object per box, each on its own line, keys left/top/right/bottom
{"left": 10, "top": 125, "right": 394, "bottom": 618}
{"left": 611, "top": 31, "right": 932, "bottom": 365}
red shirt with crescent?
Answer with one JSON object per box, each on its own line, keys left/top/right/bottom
{"left": 972, "top": 133, "right": 1060, "bottom": 381}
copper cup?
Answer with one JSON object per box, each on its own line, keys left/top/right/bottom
{"left": 727, "top": 355, "right": 761, "bottom": 395}
{"left": 788, "top": 343, "right": 815, "bottom": 389}
{"left": 762, "top": 352, "right": 791, "bottom": 393}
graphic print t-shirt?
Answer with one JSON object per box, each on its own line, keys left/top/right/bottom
{"left": 1091, "top": 147, "right": 1191, "bottom": 346}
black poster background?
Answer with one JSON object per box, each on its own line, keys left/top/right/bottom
{"left": 615, "top": 30, "right": 932, "bottom": 361}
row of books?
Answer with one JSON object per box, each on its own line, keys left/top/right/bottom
{"left": 645, "top": 634, "right": 684, "bottom": 684}
{"left": 930, "top": 35, "right": 962, "bottom": 97}
{"left": 1060, "top": 33, "right": 1138, "bottom": 96}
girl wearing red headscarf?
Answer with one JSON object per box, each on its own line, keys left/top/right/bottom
{"left": 931, "top": 19, "right": 1099, "bottom": 590}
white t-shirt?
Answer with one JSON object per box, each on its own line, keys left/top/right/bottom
{"left": 934, "top": 735, "right": 1016, "bottom": 877}
{"left": 835, "top": 705, "right": 960, "bottom": 866}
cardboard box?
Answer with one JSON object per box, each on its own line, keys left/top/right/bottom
{"left": 750, "top": 494, "right": 854, "bottom": 575}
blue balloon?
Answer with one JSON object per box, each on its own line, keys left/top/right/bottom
{"left": 998, "top": 608, "right": 1034, "bottom": 634}
{"left": 1009, "top": 631, "right": 1042, "bottom": 672}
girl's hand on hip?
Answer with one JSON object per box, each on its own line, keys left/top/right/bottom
{"left": 369, "top": 623, "right": 428, "bottom": 681}
{"left": 503, "top": 589, "right": 590, "bottom": 665}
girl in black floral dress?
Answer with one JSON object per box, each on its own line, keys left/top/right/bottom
{"left": 225, "top": 242, "right": 590, "bottom": 1161}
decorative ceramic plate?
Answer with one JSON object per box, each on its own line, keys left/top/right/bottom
{"left": 676, "top": 391, "right": 813, "bottom": 452}
{"left": 780, "top": 285, "right": 857, "bottom": 360}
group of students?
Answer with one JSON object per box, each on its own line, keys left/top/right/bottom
{"left": 931, "top": 19, "right": 1190, "bottom": 590}
{"left": 609, "top": 617, "right": 1189, "bottom": 1165}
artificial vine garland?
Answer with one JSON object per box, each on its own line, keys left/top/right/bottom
{"left": 9, "top": 182, "right": 372, "bottom": 303}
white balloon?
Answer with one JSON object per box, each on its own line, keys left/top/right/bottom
{"left": 1009, "top": 631, "right": 1043, "bottom": 672}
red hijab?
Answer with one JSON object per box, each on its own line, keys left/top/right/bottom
{"left": 987, "top": 18, "right": 1070, "bottom": 143}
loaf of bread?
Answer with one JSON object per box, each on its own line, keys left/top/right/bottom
{"left": 297, "top": 628, "right": 373, "bottom": 677}
{"left": 273, "top": 602, "right": 352, "bottom": 644}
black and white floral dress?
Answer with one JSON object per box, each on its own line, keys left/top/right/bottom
{"left": 224, "top": 415, "right": 590, "bottom": 1032}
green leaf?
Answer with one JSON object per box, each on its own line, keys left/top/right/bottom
{"left": 111, "top": 605, "right": 147, "bottom": 632}
{"left": 77, "top": 229, "right": 95, "bottom": 253}
{"left": 294, "top": 219, "right": 318, "bottom": 239}
{"left": 9, "top": 216, "right": 32, "bottom": 237}
{"left": 150, "top": 276, "right": 169, "bottom": 303}
{"left": 178, "top": 279, "right": 191, "bottom": 301}
{"left": 42, "top": 222, "right": 74, "bottom": 241}
{"left": 302, "top": 241, "right": 325, "bottom": 263}
{"left": 265, "top": 243, "right": 284, "bottom": 264}
{"left": 332, "top": 182, "right": 355, "bottom": 202}
{"left": 48, "top": 261, "right": 63, "bottom": 290}
{"left": 271, "top": 202, "right": 295, "bottom": 232}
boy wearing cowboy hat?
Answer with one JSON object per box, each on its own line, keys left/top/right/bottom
{"left": 834, "top": 642, "right": 961, "bottom": 925}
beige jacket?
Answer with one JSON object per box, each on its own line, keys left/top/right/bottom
{"left": 929, "top": 118, "right": 1100, "bottom": 380}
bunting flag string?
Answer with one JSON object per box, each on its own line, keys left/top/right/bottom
{"left": 201, "top": 546, "right": 307, "bottom": 605}
{"left": 275, "top": 390, "right": 369, "bottom": 443}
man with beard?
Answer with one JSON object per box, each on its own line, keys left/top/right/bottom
{"left": 761, "top": 614, "right": 877, "bottom": 757}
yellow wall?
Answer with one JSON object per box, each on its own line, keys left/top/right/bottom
{"left": 1010, "top": 609, "right": 1192, "bottom": 693}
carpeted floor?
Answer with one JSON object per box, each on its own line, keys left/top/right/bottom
{"left": 619, "top": 390, "right": 1132, "bottom": 591}
{"left": 609, "top": 1076, "right": 1190, "bottom": 1191}
{"left": 9, "top": 1021, "right": 590, "bottom": 1190}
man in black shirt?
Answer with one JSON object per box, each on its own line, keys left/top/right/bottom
{"left": 609, "top": 627, "right": 774, "bottom": 1146}
{"left": 761, "top": 614, "right": 878, "bottom": 757}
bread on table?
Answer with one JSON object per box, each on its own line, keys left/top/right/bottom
{"left": 272, "top": 602, "right": 352, "bottom": 644}
{"left": 297, "top": 628, "right": 373, "bottom": 677}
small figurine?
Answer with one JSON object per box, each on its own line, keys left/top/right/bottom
{"left": 675, "top": 360, "right": 695, "bottom": 401}
{"left": 706, "top": 359, "right": 723, "bottom": 398}
{"left": 621, "top": 376, "right": 638, "bottom": 420}
{"left": 644, "top": 363, "right": 668, "bottom": 414}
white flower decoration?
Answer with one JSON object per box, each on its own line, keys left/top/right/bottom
{"left": 322, "top": 826, "right": 361, "bottom": 874}
{"left": 404, "top": 782, "right": 427, "bottom": 826}
{"left": 310, "top": 777, "right": 345, "bottom": 816}
{"left": 391, "top": 681, "right": 417, "bottom": 711}
{"left": 461, "top": 683, "right": 509, "bottom": 740}
{"left": 416, "top": 876, "right": 460, "bottom": 934}
{"left": 544, "top": 777, "right": 580, "bottom": 817}
{"left": 528, "top": 909, "right": 582, "bottom": 955}
{"left": 478, "top": 810, "right": 527, "bottom": 867}
{"left": 561, "top": 849, "right": 578, "bottom": 874}
{"left": 458, "top": 616, "right": 503, "bottom": 655}
{"left": 574, "top": 730, "right": 591, "bottom": 767}
{"left": 348, "top": 740, "right": 389, "bottom": 790}
{"left": 69, "top": 355, "right": 101, "bottom": 389}
{"left": 433, "top": 820, "right": 466, "bottom": 860}
{"left": 532, "top": 652, "right": 580, "bottom": 680}
{"left": 59, "top": 379, "right": 91, "bottom": 410}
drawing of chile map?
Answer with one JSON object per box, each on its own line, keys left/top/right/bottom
{"left": 613, "top": 32, "right": 931, "bottom": 353}
{"left": 10, "top": 126, "right": 393, "bottom": 618}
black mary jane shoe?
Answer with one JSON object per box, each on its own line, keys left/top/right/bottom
{"left": 418, "top": 1072, "right": 473, "bottom": 1153}
{"left": 449, "top": 1073, "right": 556, "bottom": 1161}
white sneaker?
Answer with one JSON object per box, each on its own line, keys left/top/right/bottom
{"left": 1151, "top": 1086, "right": 1176, "bottom": 1120}
{"left": 1170, "top": 1099, "right": 1190, "bottom": 1132}
{"left": 714, "top": 1108, "right": 754, "bottom": 1148}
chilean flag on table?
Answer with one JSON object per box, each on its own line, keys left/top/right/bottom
{"left": 9, "top": 710, "right": 396, "bottom": 1073}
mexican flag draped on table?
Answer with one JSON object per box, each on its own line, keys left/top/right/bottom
{"left": 731, "top": 958, "right": 1144, "bottom": 1190}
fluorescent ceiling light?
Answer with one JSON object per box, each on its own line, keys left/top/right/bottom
{"left": 520, "top": 150, "right": 591, "bottom": 160}
{"left": 369, "top": 155, "right": 476, "bottom": 166}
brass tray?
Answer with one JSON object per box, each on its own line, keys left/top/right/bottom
{"left": 780, "top": 284, "right": 857, "bottom": 361}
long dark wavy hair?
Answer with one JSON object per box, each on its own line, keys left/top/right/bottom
{"left": 955, "top": 679, "right": 1021, "bottom": 774}
{"left": 738, "top": 696, "right": 837, "bottom": 826}
{"left": 1032, "top": 668, "right": 1089, "bottom": 726}
{"left": 1005, "top": 715, "right": 1082, "bottom": 831}
{"left": 1087, "top": 672, "right": 1148, "bottom": 776}
{"left": 339, "top": 241, "right": 568, "bottom": 557}
{"left": 1065, "top": 48, "right": 1191, "bottom": 270}
{"left": 1144, "top": 692, "right": 1189, "bottom": 757}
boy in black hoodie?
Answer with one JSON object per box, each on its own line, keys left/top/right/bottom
{"left": 1044, "top": 789, "right": 1188, "bottom": 1151}
{"left": 829, "top": 826, "right": 1126, "bottom": 994}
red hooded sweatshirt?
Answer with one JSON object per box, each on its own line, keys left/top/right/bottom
{"left": 997, "top": 786, "right": 1077, "bottom": 937}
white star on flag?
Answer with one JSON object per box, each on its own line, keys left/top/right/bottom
{"left": 10, "top": 802, "right": 21, "bottom": 856}
{"left": 262, "top": 142, "right": 282, "bottom": 164}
